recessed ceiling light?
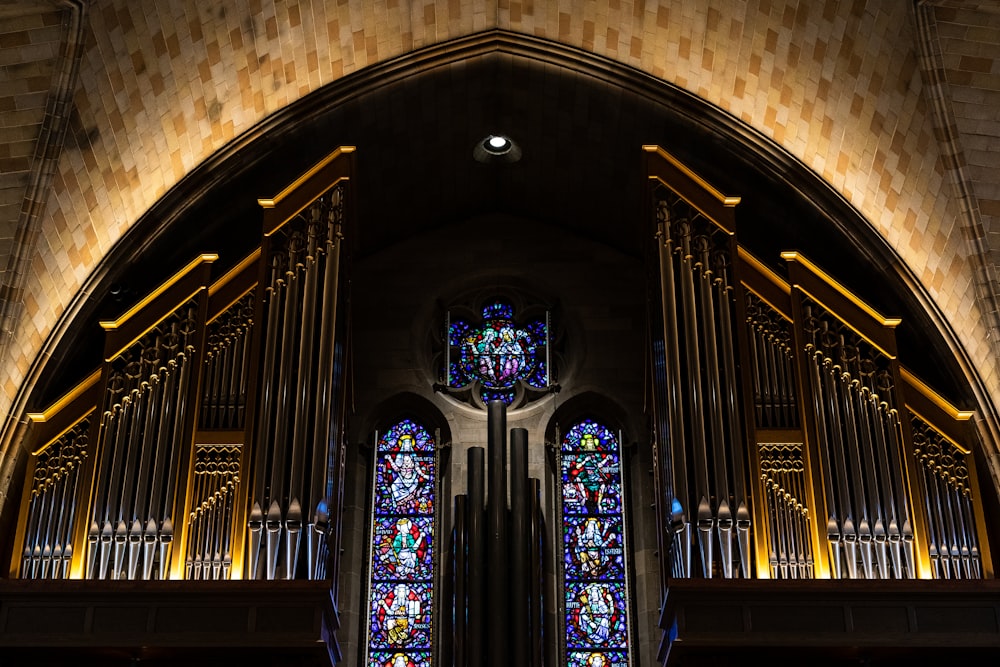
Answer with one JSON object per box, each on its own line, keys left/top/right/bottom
{"left": 485, "top": 134, "right": 511, "bottom": 153}
{"left": 473, "top": 133, "right": 521, "bottom": 163}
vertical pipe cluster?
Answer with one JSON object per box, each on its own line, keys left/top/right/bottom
{"left": 184, "top": 445, "right": 240, "bottom": 579}
{"left": 20, "top": 419, "right": 89, "bottom": 579}
{"left": 451, "top": 402, "right": 545, "bottom": 666}
{"left": 744, "top": 293, "right": 799, "bottom": 429}
{"left": 758, "top": 443, "right": 813, "bottom": 579}
{"left": 654, "top": 192, "right": 749, "bottom": 579}
{"left": 249, "top": 184, "right": 346, "bottom": 581}
{"left": 87, "top": 306, "right": 198, "bottom": 580}
{"left": 911, "top": 418, "right": 983, "bottom": 579}
{"left": 200, "top": 293, "right": 254, "bottom": 430}
{"left": 802, "top": 304, "right": 913, "bottom": 579}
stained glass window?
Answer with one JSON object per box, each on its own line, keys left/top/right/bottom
{"left": 366, "top": 419, "right": 436, "bottom": 667}
{"left": 446, "top": 300, "right": 549, "bottom": 407}
{"left": 561, "top": 419, "right": 631, "bottom": 667}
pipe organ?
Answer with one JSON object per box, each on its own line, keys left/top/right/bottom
{"left": 6, "top": 143, "right": 998, "bottom": 664}
{"left": 643, "top": 145, "right": 994, "bottom": 596}
{"left": 652, "top": 157, "right": 750, "bottom": 581}
{"left": 798, "top": 294, "right": 914, "bottom": 580}
{"left": 9, "top": 147, "right": 356, "bottom": 594}
{"left": 18, "top": 404, "right": 92, "bottom": 581}
{"left": 200, "top": 291, "right": 254, "bottom": 431}
{"left": 249, "top": 174, "right": 348, "bottom": 582}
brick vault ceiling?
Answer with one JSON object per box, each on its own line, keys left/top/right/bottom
{"left": 0, "top": 1, "right": 64, "bottom": 277}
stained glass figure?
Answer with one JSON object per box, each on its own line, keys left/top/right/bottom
{"left": 446, "top": 299, "right": 548, "bottom": 407}
{"left": 375, "top": 452, "right": 435, "bottom": 515}
{"left": 561, "top": 454, "right": 622, "bottom": 515}
{"left": 370, "top": 581, "right": 433, "bottom": 647}
{"left": 567, "top": 651, "right": 630, "bottom": 667}
{"left": 561, "top": 419, "right": 631, "bottom": 664}
{"left": 369, "top": 651, "right": 431, "bottom": 667}
{"left": 564, "top": 516, "right": 624, "bottom": 580}
{"left": 565, "top": 581, "right": 628, "bottom": 648}
{"left": 366, "top": 419, "right": 436, "bottom": 667}
{"left": 372, "top": 516, "right": 433, "bottom": 579}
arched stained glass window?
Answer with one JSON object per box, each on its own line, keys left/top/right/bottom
{"left": 365, "top": 419, "right": 437, "bottom": 667}
{"left": 561, "top": 419, "right": 632, "bottom": 667}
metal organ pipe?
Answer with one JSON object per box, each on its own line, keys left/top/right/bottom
{"left": 886, "top": 408, "right": 915, "bottom": 577}
{"left": 697, "top": 241, "right": 733, "bottom": 578}
{"left": 509, "top": 428, "right": 529, "bottom": 666}
{"left": 656, "top": 219, "right": 690, "bottom": 578}
{"left": 309, "top": 199, "right": 343, "bottom": 581}
{"left": 717, "top": 266, "right": 750, "bottom": 577}
{"left": 288, "top": 222, "right": 322, "bottom": 579}
{"left": 466, "top": 446, "right": 485, "bottom": 658}
{"left": 677, "top": 219, "right": 714, "bottom": 577}
{"left": 452, "top": 494, "right": 467, "bottom": 667}
{"left": 487, "top": 400, "right": 508, "bottom": 667}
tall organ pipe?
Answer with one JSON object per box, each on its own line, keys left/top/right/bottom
{"left": 678, "top": 220, "right": 713, "bottom": 576}
{"left": 311, "top": 201, "right": 344, "bottom": 579}
{"left": 697, "top": 242, "right": 733, "bottom": 577}
{"left": 509, "top": 428, "right": 529, "bottom": 666}
{"left": 656, "top": 220, "right": 689, "bottom": 577}
{"left": 453, "top": 494, "right": 467, "bottom": 667}
{"left": 717, "top": 265, "right": 750, "bottom": 576}
{"left": 487, "top": 400, "right": 508, "bottom": 666}
{"left": 530, "top": 477, "right": 544, "bottom": 667}
{"left": 467, "top": 447, "right": 485, "bottom": 660}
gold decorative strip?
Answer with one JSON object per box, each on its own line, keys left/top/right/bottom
{"left": 99, "top": 254, "right": 218, "bottom": 331}
{"left": 781, "top": 251, "right": 901, "bottom": 328}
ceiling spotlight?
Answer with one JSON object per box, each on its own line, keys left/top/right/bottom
{"left": 473, "top": 133, "right": 521, "bottom": 163}
{"left": 484, "top": 134, "right": 511, "bottom": 154}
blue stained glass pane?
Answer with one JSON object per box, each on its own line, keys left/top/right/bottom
{"left": 378, "top": 421, "right": 435, "bottom": 453}
{"left": 459, "top": 323, "right": 534, "bottom": 389}
{"left": 482, "top": 301, "right": 514, "bottom": 319}
{"left": 561, "top": 453, "right": 622, "bottom": 515}
{"left": 448, "top": 319, "right": 471, "bottom": 347}
{"left": 526, "top": 319, "right": 547, "bottom": 340}
{"left": 448, "top": 361, "right": 469, "bottom": 388}
{"left": 525, "top": 361, "right": 548, "bottom": 389}
{"left": 369, "top": 581, "right": 433, "bottom": 649}
{"left": 448, "top": 301, "right": 548, "bottom": 405}
{"left": 375, "top": 453, "right": 435, "bottom": 515}
{"left": 563, "top": 516, "right": 625, "bottom": 580}
{"left": 562, "top": 419, "right": 618, "bottom": 453}
{"left": 372, "top": 516, "right": 434, "bottom": 580}
{"left": 565, "top": 581, "right": 628, "bottom": 649}
{"left": 567, "top": 652, "right": 629, "bottom": 667}
{"left": 481, "top": 387, "right": 516, "bottom": 406}
{"left": 368, "top": 418, "right": 436, "bottom": 666}
{"left": 368, "top": 652, "right": 431, "bottom": 667}
{"left": 562, "top": 418, "right": 630, "bottom": 664}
